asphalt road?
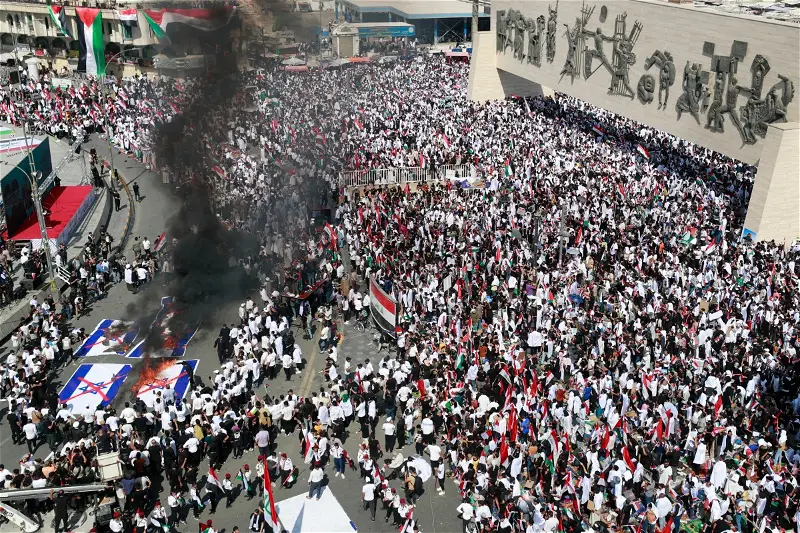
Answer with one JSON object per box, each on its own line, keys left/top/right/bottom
{"left": 0, "top": 143, "right": 464, "bottom": 533}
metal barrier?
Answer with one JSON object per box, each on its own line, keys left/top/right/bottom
{"left": 340, "top": 164, "right": 474, "bottom": 187}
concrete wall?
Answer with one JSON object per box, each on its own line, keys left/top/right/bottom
{"left": 741, "top": 122, "right": 800, "bottom": 245}
{"left": 487, "top": 0, "right": 800, "bottom": 165}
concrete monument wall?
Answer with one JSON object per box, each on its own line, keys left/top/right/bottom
{"left": 468, "top": 0, "right": 799, "bottom": 244}
{"left": 475, "top": 0, "right": 799, "bottom": 165}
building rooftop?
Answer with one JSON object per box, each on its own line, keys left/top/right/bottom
{"left": 338, "top": 0, "right": 489, "bottom": 19}
{"left": 693, "top": 0, "right": 800, "bottom": 23}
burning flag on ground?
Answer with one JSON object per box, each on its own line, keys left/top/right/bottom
{"left": 127, "top": 296, "right": 201, "bottom": 358}
{"left": 132, "top": 359, "right": 198, "bottom": 407}
{"left": 74, "top": 319, "right": 140, "bottom": 357}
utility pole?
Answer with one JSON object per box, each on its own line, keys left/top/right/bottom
{"left": 472, "top": 0, "right": 479, "bottom": 38}
{"left": 557, "top": 202, "right": 568, "bottom": 267}
{"left": 11, "top": 30, "right": 57, "bottom": 295}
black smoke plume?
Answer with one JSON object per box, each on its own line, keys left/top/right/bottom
{"left": 135, "top": 14, "right": 260, "bottom": 353}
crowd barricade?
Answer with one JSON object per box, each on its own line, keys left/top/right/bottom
{"left": 340, "top": 164, "right": 474, "bottom": 188}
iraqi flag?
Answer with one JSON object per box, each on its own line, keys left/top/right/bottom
{"left": 143, "top": 7, "right": 235, "bottom": 39}
{"left": 116, "top": 8, "right": 138, "bottom": 28}
{"left": 263, "top": 459, "right": 280, "bottom": 530}
{"left": 207, "top": 467, "right": 221, "bottom": 487}
{"left": 419, "top": 153, "right": 426, "bottom": 168}
{"left": 353, "top": 118, "right": 364, "bottom": 131}
{"left": 592, "top": 125, "right": 604, "bottom": 137}
{"left": 48, "top": 5, "right": 70, "bottom": 37}
{"left": 153, "top": 231, "right": 167, "bottom": 252}
{"left": 76, "top": 8, "right": 105, "bottom": 76}
{"left": 636, "top": 143, "right": 650, "bottom": 159}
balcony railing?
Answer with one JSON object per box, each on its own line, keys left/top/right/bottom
{"left": 340, "top": 164, "right": 475, "bottom": 187}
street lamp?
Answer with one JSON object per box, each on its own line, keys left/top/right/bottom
{"left": 14, "top": 165, "right": 58, "bottom": 295}
{"left": 98, "top": 50, "right": 124, "bottom": 191}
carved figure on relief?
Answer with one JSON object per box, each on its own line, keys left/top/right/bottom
{"left": 643, "top": 50, "right": 676, "bottom": 110}
{"left": 739, "top": 72, "right": 794, "bottom": 144}
{"left": 560, "top": 18, "right": 583, "bottom": 82}
{"left": 607, "top": 13, "right": 642, "bottom": 99}
{"left": 637, "top": 74, "right": 655, "bottom": 104}
{"left": 528, "top": 16, "right": 545, "bottom": 67}
{"left": 505, "top": 11, "right": 516, "bottom": 52}
{"left": 675, "top": 62, "right": 707, "bottom": 125}
{"left": 546, "top": 1, "right": 558, "bottom": 63}
{"left": 496, "top": 10, "right": 507, "bottom": 52}
{"left": 514, "top": 16, "right": 526, "bottom": 61}
{"left": 583, "top": 26, "right": 614, "bottom": 80}
{"left": 706, "top": 56, "right": 744, "bottom": 134}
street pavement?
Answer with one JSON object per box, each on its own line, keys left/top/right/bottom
{"left": 0, "top": 146, "right": 464, "bottom": 533}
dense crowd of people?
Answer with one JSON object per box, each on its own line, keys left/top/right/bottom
{"left": 0, "top": 47, "right": 797, "bottom": 533}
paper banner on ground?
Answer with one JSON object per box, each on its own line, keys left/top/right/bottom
{"left": 127, "top": 296, "right": 200, "bottom": 358}
{"left": 275, "top": 488, "right": 357, "bottom": 532}
{"left": 74, "top": 319, "right": 140, "bottom": 357}
{"left": 59, "top": 363, "right": 132, "bottom": 416}
{"left": 136, "top": 360, "right": 198, "bottom": 407}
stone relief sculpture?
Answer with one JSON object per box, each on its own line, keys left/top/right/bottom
{"left": 675, "top": 62, "right": 708, "bottom": 124}
{"left": 492, "top": 4, "right": 796, "bottom": 147}
{"left": 607, "top": 13, "right": 642, "bottom": 99}
{"left": 514, "top": 15, "right": 527, "bottom": 61}
{"left": 528, "top": 16, "right": 545, "bottom": 67}
{"left": 496, "top": 10, "right": 507, "bottom": 52}
{"left": 738, "top": 63, "right": 795, "bottom": 144}
{"left": 643, "top": 50, "right": 676, "bottom": 110}
{"left": 546, "top": 1, "right": 558, "bottom": 63}
{"left": 637, "top": 74, "right": 655, "bottom": 104}
{"left": 505, "top": 11, "right": 516, "bottom": 52}
{"left": 560, "top": 17, "right": 584, "bottom": 83}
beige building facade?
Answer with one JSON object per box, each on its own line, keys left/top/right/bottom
{"left": 468, "top": 0, "right": 800, "bottom": 245}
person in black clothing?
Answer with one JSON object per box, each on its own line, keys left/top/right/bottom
{"left": 133, "top": 182, "right": 142, "bottom": 202}
{"left": 113, "top": 190, "right": 121, "bottom": 211}
{"left": 51, "top": 489, "right": 69, "bottom": 533}
{"left": 6, "top": 411, "right": 22, "bottom": 444}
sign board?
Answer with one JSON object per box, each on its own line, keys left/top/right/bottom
{"left": 51, "top": 77, "right": 72, "bottom": 89}
{"left": 442, "top": 274, "right": 452, "bottom": 293}
{"left": 357, "top": 25, "right": 415, "bottom": 38}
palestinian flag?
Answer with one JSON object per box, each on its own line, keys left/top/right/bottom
{"left": 48, "top": 5, "right": 70, "bottom": 37}
{"left": 503, "top": 160, "right": 513, "bottom": 177}
{"left": 441, "top": 134, "right": 450, "bottom": 148}
{"left": 143, "top": 7, "right": 235, "bottom": 39}
{"left": 76, "top": 8, "right": 105, "bottom": 76}
{"left": 236, "top": 469, "right": 251, "bottom": 492}
{"left": 636, "top": 143, "right": 650, "bottom": 159}
{"left": 282, "top": 468, "right": 296, "bottom": 487}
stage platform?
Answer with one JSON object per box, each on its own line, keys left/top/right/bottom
{"left": 7, "top": 185, "right": 95, "bottom": 244}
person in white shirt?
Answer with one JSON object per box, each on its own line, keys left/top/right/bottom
{"left": 22, "top": 421, "right": 38, "bottom": 453}
{"left": 362, "top": 477, "right": 377, "bottom": 521}
{"left": 307, "top": 466, "right": 325, "bottom": 500}
{"left": 382, "top": 418, "right": 397, "bottom": 453}
{"left": 457, "top": 498, "right": 474, "bottom": 532}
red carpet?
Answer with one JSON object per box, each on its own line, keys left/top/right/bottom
{"left": 8, "top": 186, "right": 93, "bottom": 241}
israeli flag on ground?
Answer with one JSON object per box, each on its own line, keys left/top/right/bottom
{"left": 136, "top": 359, "right": 198, "bottom": 407}
{"left": 59, "top": 363, "right": 132, "bottom": 416}
{"left": 74, "top": 320, "right": 140, "bottom": 357}
{"left": 127, "top": 296, "right": 200, "bottom": 358}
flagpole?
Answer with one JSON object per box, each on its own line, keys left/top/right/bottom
{"left": 99, "top": 51, "right": 123, "bottom": 191}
